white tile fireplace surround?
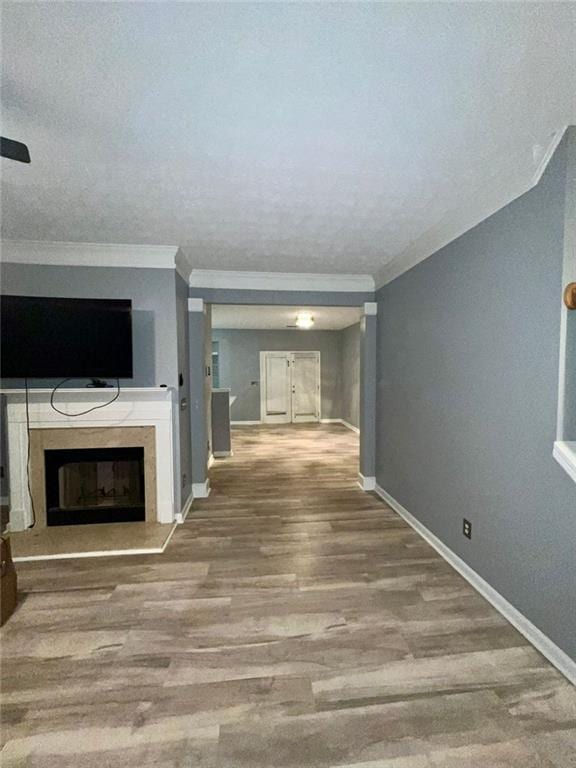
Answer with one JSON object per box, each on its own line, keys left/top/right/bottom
{"left": 2, "top": 387, "right": 176, "bottom": 531}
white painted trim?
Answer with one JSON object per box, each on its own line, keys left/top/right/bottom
{"left": 13, "top": 522, "right": 178, "bottom": 562}
{"left": 213, "top": 450, "right": 233, "bottom": 458}
{"left": 358, "top": 473, "right": 376, "bottom": 491}
{"left": 188, "top": 269, "right": 374, "bottom": 293}
{"left": 1, "top": 240, "right": 178, "bottom": 270}
{"left": 175, "top": 249, "right": 193, "bottom": 283}
{"left": 363, "top": 302, "right": 378, "bottom": 316}
{"left": 374, "top": 483, "right": 576, "bottom": 686}
{"left": 207, "top": 453, "right": 215, "bottom": 469}
{"left": 192, "top": 480, "right": 211, "bottom": 498}
{"left": 532, "top": 129, "right": 566, "bottom": 185}
{"left": 320, "top": 418, "right": 360, "bottom": 434}
{"left": 375, "top": 127, "right": 569, "bottom": 288}
{"left": 553, "top": 441, "right": 576, "bottom": 484}
{"left": 175, "top": 491, "right": 194, "bottom": 524}
{"left": 231, "top": 420, "right": 262, "bottom": 426}
{"left": 188, "top": 298, "right": 205, "bottom": 312}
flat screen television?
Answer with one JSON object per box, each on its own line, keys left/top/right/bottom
{"left": 1, "top": 295, "right": 133, "bottom": 379}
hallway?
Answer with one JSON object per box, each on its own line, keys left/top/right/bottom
{"left": 1, "top": 425, "right": 575, "bottom": 767}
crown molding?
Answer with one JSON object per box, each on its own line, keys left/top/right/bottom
{"left": 188, "top": 269, "right": 375, "bottom": 293}
{"left": 375, "top": 127, "right": 569, "bottom": 289}
{"left": 0, "top": 240, "right": 179, "bottom": 270}
{"left": 175, "top": 248, "right": 193, "bottom": 282}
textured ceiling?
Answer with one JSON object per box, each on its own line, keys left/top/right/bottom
{"left": 212, "top": 304, "right": 362, "bottom": 331}
{"left": 1, "top": 2, "right": 575, "bottom": 279}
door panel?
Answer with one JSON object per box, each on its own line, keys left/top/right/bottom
{"left": 292, "top": 352, "right": 320, "bottom": 422}
{"left": 262, "top": 352, "right": 291, "bottom": 422}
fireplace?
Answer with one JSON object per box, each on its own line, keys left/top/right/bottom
{"left": 3, "top": 388, "right": 175, "bottom": 531}
{"left": 44, "top": 447, "right": 146, "bottom": 526}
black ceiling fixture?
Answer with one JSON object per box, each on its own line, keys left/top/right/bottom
{"left": 1, "top": 137, "right": 31, "bottom": 163}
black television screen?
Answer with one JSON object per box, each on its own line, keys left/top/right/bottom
{"left": 1, "top": 295, "right": 133, "bottom": 379}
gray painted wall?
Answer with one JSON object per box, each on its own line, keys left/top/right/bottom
{"left": 0, "top": 263, "right": 179, "bottom": 389}
{"left": 212, "top": 328, "right": 344, "bottom": 421}
{"left": 375, "top": 133, "right": 576, "bottom": 660}
{"left": 188, "top": 308, "right": 207, "bottom": 484}
{"left": 204, "top": 305, "right": 213, "bottom": 459}
{"left": 559, "top": 129, "right": 576, "bottom": 440}
{"left": 566, "top": 311, "right": 576, "bottom": 436}
{"left": 341, "top": 323, "right": 360, "bottom": 428}
{"left": 360, "top": 314, "right": 377, "bottom": 480}
{"left": 175, "top": 273, "right": 192, "bottom": 502}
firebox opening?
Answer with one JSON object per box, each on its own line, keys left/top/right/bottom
{"left": 44, "top": 447, "right": 146, "bottom": 526}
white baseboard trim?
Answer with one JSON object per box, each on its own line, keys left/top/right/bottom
{"left": 231, "top": 420, "right": 262, "bottom": 426}
{"left": 374, "top": 483, "right": 576, "bottom": 686}
{"left": 175, "top": 491, "right": 194, "bottom": 524}
{"left": 192, "top": 480, "right": 211, "bottom": 498}
{"left": 13, "top": 522, "right": 178, "bottom": 562}
{"left": 358, "top": 474, "right": 376, "bottom": 491}
{"left": 207, "top": 453, "right": 215, "bottom": 469}
{"left": 213, "top": 450, "right": 232, "bottom": 458}
{"left": 553, "top": 441, "right": 576, "bottom": 485}
{"left": 320, "top": 418, "right": 360, "bottom": 434}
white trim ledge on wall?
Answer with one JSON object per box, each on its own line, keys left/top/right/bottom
{"left": 320, "top": 418, "right": 360, "bottom": 434}
{"left": 1, "top": 240, "right": 179, "bottom": 269}
{"left": 374, "top": 483, "right": 576, "bottom": 686}
{"left": 188, "top": 269, "right": 374, "bottom": 293}
{"left": 553, "top": 441, "right": 576, "bottom": 485}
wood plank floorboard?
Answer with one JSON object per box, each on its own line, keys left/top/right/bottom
{"left": 1, "top": 424, "right": 575, "bottom": 767}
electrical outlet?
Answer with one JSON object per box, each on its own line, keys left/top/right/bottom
{"left": 463, "top": 518, "right": 472, "bottom": 540}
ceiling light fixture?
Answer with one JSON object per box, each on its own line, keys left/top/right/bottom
{"left": 295, "top": 312, "right": 314, "bottom": 330}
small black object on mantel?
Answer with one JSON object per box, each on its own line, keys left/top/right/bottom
{"left": 87, "top": 378, "right": 110, "bottom": 388}
{"left": 160, "top": 384, "right": 167, "bottom": 388}
{"left": 1, "top": 137, "right": 30, "bottom": 163}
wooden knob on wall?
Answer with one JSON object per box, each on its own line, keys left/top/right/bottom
{"left": 564, "top": 283, "right": 576, "bottom": 310}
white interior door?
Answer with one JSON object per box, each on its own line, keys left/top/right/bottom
{"left": 260, "top": 351, "right": 321, "bottom": 424}
{"left": 291, "top": 352, "right": 320, "bottom": 422}
{"left": 260, "top": 352, "right": 291, "bottom": 423}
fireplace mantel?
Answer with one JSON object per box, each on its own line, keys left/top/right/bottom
{"left": 2, "top": 387, "right": 177, "bottom": 530}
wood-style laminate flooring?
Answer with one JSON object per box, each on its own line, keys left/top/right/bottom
{"left": 1, "top": 424, "right": 575, "bottom": 767}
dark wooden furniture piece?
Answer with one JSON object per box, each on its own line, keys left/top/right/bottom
{"left": 1, "top": 536, "right": 18, "bottom": 625}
